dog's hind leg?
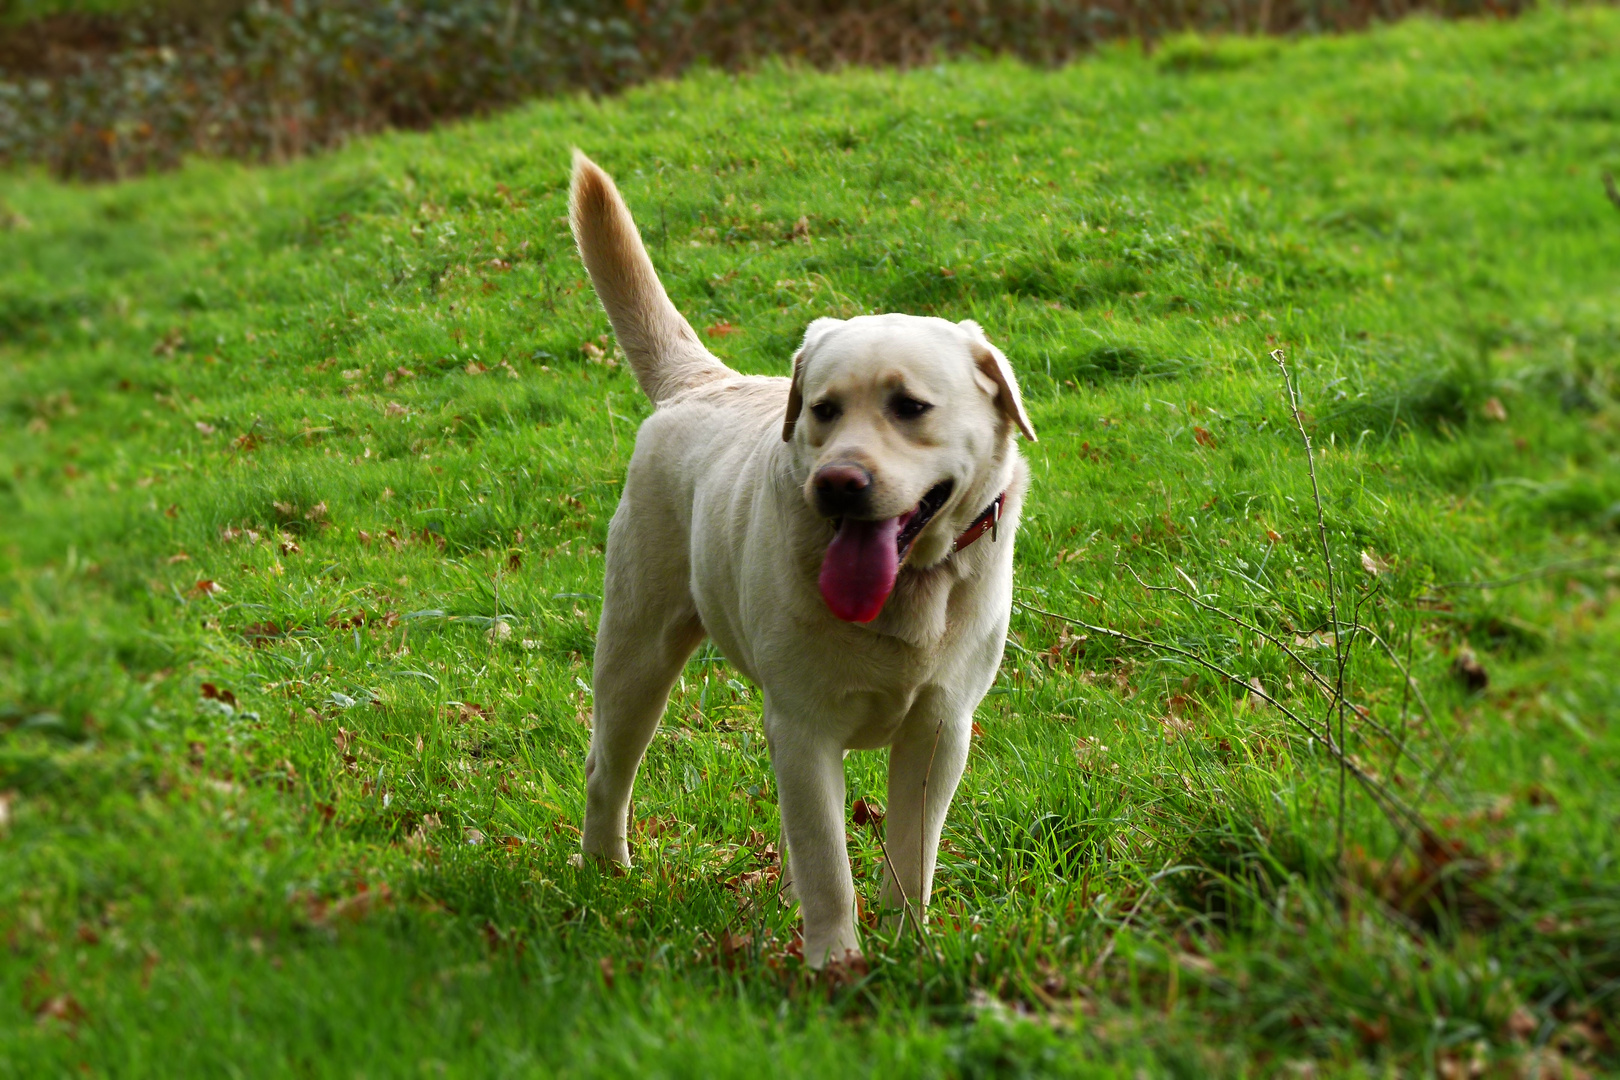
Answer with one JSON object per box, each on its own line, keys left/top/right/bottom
{"left": 581, "top": 561, "right": 704, "bottom": 867}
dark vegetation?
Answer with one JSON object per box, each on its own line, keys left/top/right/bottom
{"left": 2, "top": 0, "right": 1536, "bottom": 181}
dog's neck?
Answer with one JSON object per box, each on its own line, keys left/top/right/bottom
{"left": 953, "top": 493, "right": 1004, "bottom": 552}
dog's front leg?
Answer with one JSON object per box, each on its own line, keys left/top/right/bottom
{"left": 879, "top": 705, "right": 973, "bottom": 929}
{"left": 765, "top": 714, "right": 859, "bottom": 968}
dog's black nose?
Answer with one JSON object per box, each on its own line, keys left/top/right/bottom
{"left": 813, "top": 463, "right": 873, "bottom": 518}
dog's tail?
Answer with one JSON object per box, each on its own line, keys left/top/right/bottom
{"left": 569, "top": 151, "right": 734, "bottom": 406}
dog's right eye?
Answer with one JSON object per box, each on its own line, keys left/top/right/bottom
{"left": 810, "top": 401, "right": 840, "bottom": 423}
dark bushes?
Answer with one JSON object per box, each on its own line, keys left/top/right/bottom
{"left": 2, "top": 0, "right": 1533, "bottom": 182}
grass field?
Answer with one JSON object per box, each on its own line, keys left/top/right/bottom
{"left": 3, "top": 8, "right": 1620, "bottom": 1075}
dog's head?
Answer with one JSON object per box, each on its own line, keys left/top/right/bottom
{"left": 781, "top": 314, "right": 1035, "bottom": 622}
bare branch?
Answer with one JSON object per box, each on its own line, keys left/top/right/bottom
{"left": 1393, "top": 614, "right": 1419, "bottom": 787}
{"left": 1123, "top": 565, "right": 1330, "bottom": 739}
{"left": 1352, "top": 623, "right": 1435, "bottom": 731}
{"left": 1011, "top": 598, "right": 1441, "bottom": 848}
{"left": 1271, "top": 347, "right": 1352, "bottom": 861}
{"left": 870, "top": 822, "right": 920, "bottom": 943}
{"left": 1122, "top": 566, "right": 1437, "bottom": 783}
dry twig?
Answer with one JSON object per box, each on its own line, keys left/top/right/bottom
{"left": 1011, "top": 597, "right": 1441, "bottom": 850}
{"left": 1271, "top": 348, "right": 1353, "bottom": 860}
{"left": 1122, "top": 567, "right": 1434, "bottom": 786}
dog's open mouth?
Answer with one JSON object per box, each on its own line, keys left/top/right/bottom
{"left": 819, "top": 480, "right": 955, "bottom": 624}
{"left": 894, "top": 480, "right": 955, "bottom": 562}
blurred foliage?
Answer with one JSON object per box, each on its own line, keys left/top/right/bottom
{"left": 1, "top": 0, "right": 1536, "bottom": 181}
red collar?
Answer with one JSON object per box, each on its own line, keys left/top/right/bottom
{"left": 954, "top": 492, "right": 1005, "bottom": 552}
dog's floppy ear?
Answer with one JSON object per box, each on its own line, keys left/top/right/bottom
{"left": 782, "top": 318, "right": 843, "bottom": 441}
{"left": 959, "top": 319, "right": 1036, "bottom": 443}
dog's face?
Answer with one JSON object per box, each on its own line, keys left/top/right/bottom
{"left": 782, "top": 315, "right": 1035, "bottom": 622}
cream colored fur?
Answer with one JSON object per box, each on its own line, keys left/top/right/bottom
{"left": 569, "top": 151, "right": 1034, "bottom": 967}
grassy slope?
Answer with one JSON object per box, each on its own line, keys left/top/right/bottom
{"left": 2, "top": 9, "right": 1619, "bottom": 1076}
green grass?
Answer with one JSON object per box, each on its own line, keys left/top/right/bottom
{"left": 3, "top": 8, "right": 1619, "bottom": 1075}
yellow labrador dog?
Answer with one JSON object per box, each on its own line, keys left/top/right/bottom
{"left": 569, "top": 152, "right": 1035, "bottom": 967}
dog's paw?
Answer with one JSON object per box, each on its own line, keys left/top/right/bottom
{"left": 569, "top": 850, "right": 629, "bottom": 876}
{"left": 801, "top": 930, "right": 863, "bottom": 971}
{"left": 817, "top": 949, "right": 869, "bottom": 986}
{"left": 578, "top": 829, "right": 632, "bottom": 866}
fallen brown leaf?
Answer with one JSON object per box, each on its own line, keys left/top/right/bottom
{"left": 1351, "top": 1014, "right": 1390, "bottom": 1045}
{"left": 1452, "top": 646, "right": 1489, "bottom": 692}
{"left": 1075, "top": 736, "right": 1111, "bottom": 771}
{"left": 851, "top": 798, "right": 884, "bottom": 829}
{"left": 715, "top": 930, "right": 753, "bottom": 970}
{"left": 200, "top": 682, "right": 238, "bottom": 708}
{"left": 152, "top": 328, "right": 184, "bottom": 356}
{"left": 821, "top": 949, "right": 869, "bottom": 991}
{"left": 1360, "top": 550, "right": 1391, "bottom": 576}
{"left": 638, "top": 815, "right": 675, "bottom": 839}
{"left": 34, "top": 993, "right": 86, "bottom": 1028}
{"left": 310, "top": 881, "right": 393, "bottom": 925}
{"left": 241, "top": 621, "right": 285, "bottom": 645}
{"left": 1159, "top": 713, "right": 1194, "bottom": 742}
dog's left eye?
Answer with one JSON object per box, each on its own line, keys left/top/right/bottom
{"left": 890, "top": 394, "right": 933, "bottom": 420}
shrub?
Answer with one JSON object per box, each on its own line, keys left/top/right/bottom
{"left": 1, "top": 0, "right": 1534, "bottom": 181}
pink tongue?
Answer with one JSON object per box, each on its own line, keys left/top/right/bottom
{"left": 819, "top": 517, "right": 901, "bottom": 623}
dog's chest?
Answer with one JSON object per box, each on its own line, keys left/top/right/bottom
{"left": 839, "top": 688, "right": 923, "bottom": 749}
{"left": 798, "top": 614, "right": 978, "bottom": 749}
